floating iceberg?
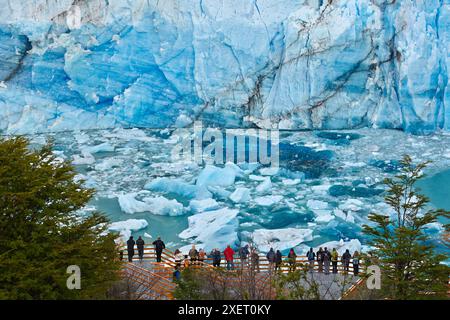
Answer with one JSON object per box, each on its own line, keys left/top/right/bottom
{"left": 109, "top": 219, "right": 148, "bottom": 241}
{"left": 188, "top": 198, "right": 220, "bottom": 213}
{"left": 252, "top": 228, "right": 314, "bottom": 252}
{"left": 178, "top": 208, "right": 239, "bottom": 251}
{"left": 229, "top": 187, "right": 251, "bottom": 203}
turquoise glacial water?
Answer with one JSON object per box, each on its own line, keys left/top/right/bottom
{"left": 417, "top": 169, "right": 450, "bottom": 211}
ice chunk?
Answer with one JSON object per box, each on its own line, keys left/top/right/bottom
{"left": 314, "top": 210, "right": 335, "bottom": 223}
{"left": 251, "top": 228, "right": 314, "bottom": 252}
{"left": 81, "top": 142, "right": 115, "bottom": 154}
{"left": 196, "top": 163, "right": 244, "bottom": 188}
{"left": 94, "top": 158, "right": 123, "bottom": 171}
{"left": 189, "top": 198, "right": 220, "bottom": 213}
{"left": 259, "top": 167, "right": 279, "bottom": 176}
{"left": 118, "top": 193, "right": 151, "bottom": 214}
{"left": 143, "top": 196, "right": 185, "bottom": 216}
{"left": 254, "top": 195, "right": 283, "bottom": 206}
{"left": 229, "top": 187, "right": 251, "bottom": 203}
{"left": 339, "top": 199, "right": 364, "bottom": 212}
{"left": 178, "top": 208, "right": 239, "bottom": 251}
{"left": 249, "top": 174, "right": 268, "bottom": 181}
{"left": 282, "top": 178, "right": 301, "bottom": 186}
{"left": 72, "top": 152, "right": 95, "bottom": 165}
{"left": 145, "top": 178, "right": 212, "bottom": 200}
{"left": 109, "top": 219, "right": 148, "bottom": 241}
{"left": 255, "top": 177, "right": 272, "bottom": 194}
{"left": 307, "top": 200, "right": 329, "bottom": 210}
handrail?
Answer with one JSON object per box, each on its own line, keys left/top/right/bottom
{"left": 122, "top": 262, "right": 176, "bottom": 300}
{"left": 120, "top": 246, "right": 365, "bottom": 275}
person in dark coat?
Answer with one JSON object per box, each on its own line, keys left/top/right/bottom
{"left": 266, "top": 248, "right": 276, "bottom": 273}
{"left": 152, "top": 236, "right": 166, "bottom": 263}
{"left": 352, "top": 251, "right": 360, "bottom": 276}
{"left": 275, "top": 250, "right": 283, "bottom": 272}
{"left": 342, "top": 249, "right": 352, "bottom": 274}
{"left": 136, "top": 236, "right": 145, "bottom": 262}
{"left": 307, "top": 247, "right": 316, "bottom": 272}
{"left": 316, "top": 247, "right": 324, "bottom": 273}
{"left": 127, "top": 236, "right": 135, "bottom": 262}
{"left": 238, "top": 245, "right": 250, "bottom": 269}
{"left": 210, "top": 248, "right": 221, "bottom": 267}
{"left": 323, "top": 247, "right": 331, "bottom": 275}
{"left": 287, "top": 248, "right": 297, "bottom": 272}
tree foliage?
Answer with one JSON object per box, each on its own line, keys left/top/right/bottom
{"left": 362, "top": 155, "right": 449, "bottom": 299}
{"left": 0, "top": 137, "right": 121, "bottom": 299}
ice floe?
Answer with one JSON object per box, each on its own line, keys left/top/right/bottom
{"left": 178, "top": 208, "right": 239, "bottom": 251}
{"left": 251, "top": 228, "right": 314, "bottom": 252}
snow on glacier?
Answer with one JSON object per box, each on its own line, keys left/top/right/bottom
{"left": 0, "top": 0, "right": 448, "bottom": 133}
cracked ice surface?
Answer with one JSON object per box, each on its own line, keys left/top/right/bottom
{"left": 0, "top": 0, "right": 449, "bottom": 134}
{"left": 27, "top": 127, "right": 450, "bottom": 255}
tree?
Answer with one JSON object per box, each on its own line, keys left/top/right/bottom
{"left": 362, "top": 155, "right": 449, "bottom": 299}
{"left": 0, "top": 137, "right": 121, "bottom": 299}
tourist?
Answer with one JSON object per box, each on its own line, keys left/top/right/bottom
{"left": 287, "top": 248, "right": 297, "bottom": 272}
{"left": 174, "top": 249, "right": 184, "bottom": 268}
{"left": 342, "top": 249, "right": 352, "bottom": 274}
{"left": 183, "top": 255, "right": 190, "bottom": 268}
{"left": 275, "top": 250, "right": 283, "bottom": 272}
{"left": 224, "top": 245, "right": 235, "bottom": 270}
{"left": 266, "top": 248, "right": 276, "bottom": 273}
{"left": 331, "top": 248, "right": 339, "bottom": 274}
{"left": 317, "top": 247, "right": 324, "bottom": 273}
{"left": 189, "top": 245, "right": 199, "bottom": 264}
{"left": 238, "top": 245, "right": 250, "bottom": 269}
{"left": 307, "top": 247, "right": 316, "bottom": 272}
{"left": 198, "top": 248, "right": 206, "bottom": 263}
{"left": 352, "top": 251, "right": 360, "bottom": 276}
{"left": 323, "top": 247, "right": 330, "bottom": 274}
{"left": 126, "top": 236, "right": 135, "bottom": 262}
{"left": 210, "top": 248, "right": 221, "bottom": 267}
{"left": 173, "top": 266, "right": 181, "bottom": 282}
{"left": 251, "top": 247, "right": 260, "bottom": 273}
{"left": 136, "top": 236, "right": 145, "bottom": 262}
{"left": 152, "top": 236, "right": 166, "bottom": 263}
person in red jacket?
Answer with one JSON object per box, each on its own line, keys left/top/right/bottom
{"left": 223, "top": 245, "right": 235, "bottom": 270}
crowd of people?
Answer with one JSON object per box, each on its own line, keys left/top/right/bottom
{"left": 121, "top": 236, "right": 361, "bottom": 280}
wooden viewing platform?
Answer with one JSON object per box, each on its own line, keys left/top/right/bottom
{"left": 119, "top": 246, "right": 365, "bottom": 300}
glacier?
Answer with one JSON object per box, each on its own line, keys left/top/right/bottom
{"left": 0, "top": 0, "right": 449, "bottom": 134}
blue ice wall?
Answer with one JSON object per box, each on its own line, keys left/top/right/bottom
{"left": 0, "top": 0, "right": 448, "bottom": 134}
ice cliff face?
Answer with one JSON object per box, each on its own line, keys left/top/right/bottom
{"left": 0, "top": 0, "right": 448, "bottom": 134}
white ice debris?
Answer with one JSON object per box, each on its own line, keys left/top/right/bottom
{"left": 81, "top": 142, "right": 115, "bottom": 154}
{"left": 252, "top": 228, "right": 314, "bottom": 252}
{"left": 254, "top": 195, "right": 283, "bottom": 206}
{"left": 72, "top": 152, "right": 95, "bottom": 165}
{"left": 118, "top": 193, "right": 184, "bottom": 216}
{"left": 189, "top": 198, "right": 220, "bottom": 213}
{"left": 109, "top": 219, "right": 148, "bottom": 241}
{"left": 259, "top": 167, "right": 279, "bottom": 176}
{"left": 255, "top": 177, "right": 272, "bottom": 194}
{"left": 229, "top": 187, "right": 251, "bottom": 203}
{"left": 178, "top": 208, "right": 239, "bottom": 251}
{"left": 307, "top": 200, "right": 329, "bottom": 210}
{"left": 196, "top": 163, "right": 244, "bottom": 188}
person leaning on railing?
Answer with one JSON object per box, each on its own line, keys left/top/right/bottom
{"left": 174, "top": 249, "right": 184, "bottom": 268}
{"left": 316, "top": 247, "right": 324, "bottom": 272}
{"left": 251, "top": 248, "right": 260, "bottom": 273}
{"left": 331, "top": 248, "right": 339, "bottom": 274}
{"left": 288, "top": 248, "right": 297, "bottom": 272}
{"left": 152, "top": 236, "right": 166, "bottom": 263}
{"left": 210, "top": 248, "right": 221, "bottom": 267}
